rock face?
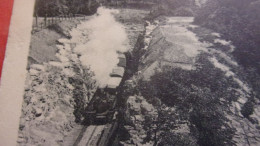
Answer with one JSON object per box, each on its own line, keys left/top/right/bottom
{"left": 18, "top": 19, "right": 97, "bottom": 145}
{"left": 18, "top": 64, "right": 76, "bottom": 145}
{"left": 138, "top": 17, "right": 208, "bottom": 81}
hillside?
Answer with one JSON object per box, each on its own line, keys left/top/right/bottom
{"left": 120, "top": 16, "right": 260, "bottom": 146}
{"left": 18, "top": 19, "right": 97, "bottom": 145}
{"left": 194, "top": 0, "right": 260, "bottom": 100}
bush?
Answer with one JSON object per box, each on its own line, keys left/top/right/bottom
{"left": 173, "top": 7, "right": 194, "bottom": 16}
{"left": 70, "top": 63, "right": 96, "bottom": 123}
{"left": 34, "top": 0, "right": 99, "bottom": 17}
{"left": 241, "top": 100, "right": 254, "bottom": 118}
{"left": 159, "top": 133, "right": 197, "bottom": 146}
{"left": 194, "top": 0, "right": 260, "bottom": 79}
{"left": 137, "top": 54, "right": 237, "bottom": 145}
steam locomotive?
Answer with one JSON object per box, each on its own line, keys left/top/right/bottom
{"left": 85, "top": 52, "right": 126, "bottom": 124}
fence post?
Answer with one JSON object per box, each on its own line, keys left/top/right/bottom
{"left": 44, "top": 14, "right": 47, "bottom": 27}
{"left": 35, "top": 15, "right": 38, "bottom": 27}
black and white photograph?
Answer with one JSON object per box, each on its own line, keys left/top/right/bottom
{"left": 7, "top": 0, "right": 260, "bottom": 145}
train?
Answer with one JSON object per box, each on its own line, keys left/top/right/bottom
{"left": 85, "top": 51, "right": 126, "bottom": 124}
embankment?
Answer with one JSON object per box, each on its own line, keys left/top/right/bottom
{"left": 18, "top": 18, "right": 97, "bottom": 145}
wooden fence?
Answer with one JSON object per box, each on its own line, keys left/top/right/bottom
{"left": 32, "top": 14, "right": 87, "bottom": 33}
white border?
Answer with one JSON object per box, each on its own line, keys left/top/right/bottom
{"left": 0, "top": 0, "right": 34, "bottom": 145}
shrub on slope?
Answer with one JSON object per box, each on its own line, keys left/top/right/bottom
{"left": 19, "top": 61, "right": 96, "bottom": 145}
{"left": 19, "top": 65, "right": 75, "bottom": 145}
{"left": 136, "top": 54, "right": 238, "bottom": 145}
{"left": 194, "top": 0, "right": 260, "bottom": 98}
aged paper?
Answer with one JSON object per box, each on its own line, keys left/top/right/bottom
{"left": 1, "top": 0, "right": 260, "bottom": 146}
{"left": 0, "top": 0, "right": 34, "bottom": 145}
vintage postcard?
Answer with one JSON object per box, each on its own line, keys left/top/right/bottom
{"left": 1, "top": 0, "right": 260, "bottom": 146}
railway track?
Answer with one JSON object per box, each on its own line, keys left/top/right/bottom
{"left": 76, "top": 125, "right": 105, "bottom": 146}
{"left": 85, "top": 126, "right": 98, "bottom": 146}
{"left": 74, "top": 122, "right": 118, "bottom": 146}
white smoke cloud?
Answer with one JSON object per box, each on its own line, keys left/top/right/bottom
{"left": 70, "top": 7, "right": 129, "bottom": 86}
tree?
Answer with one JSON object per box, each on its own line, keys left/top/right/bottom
{"left": 241, "top": 99, "right": 254, "bottom": 118}
{"left": 142, "top": 103, "right": 179, "bottom": 146}
{"left": 69, "top": 61, "right": 96, "bottom": 123}
{"left": 159, "top": 133, "right": 197, "bottom": 146}
{"left": 188, "top": 88, "right": 235, "bottom": 146}
{"left": 137, "top": 54, "right": 237, "bottom": 145}
{"left": 34, "top": 0, "right": 99, "bottom": 17}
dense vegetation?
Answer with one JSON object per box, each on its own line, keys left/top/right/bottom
{"left": 136, "top": 54, "right": 237, "bottom": 145}
{"left": 146, "top": 0, "right": 197, "bottom": 18}
{"left": 69, "top": 62, "right": 96, "bottom": 123}
{"left": 194, "top": 0, "right": 260, "bottom": 99}
{"left": 34, "top": 0, "right": 199, "bottom": 17}
{"left": 34, "top": 0, "right": 99, "bottom": 16}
